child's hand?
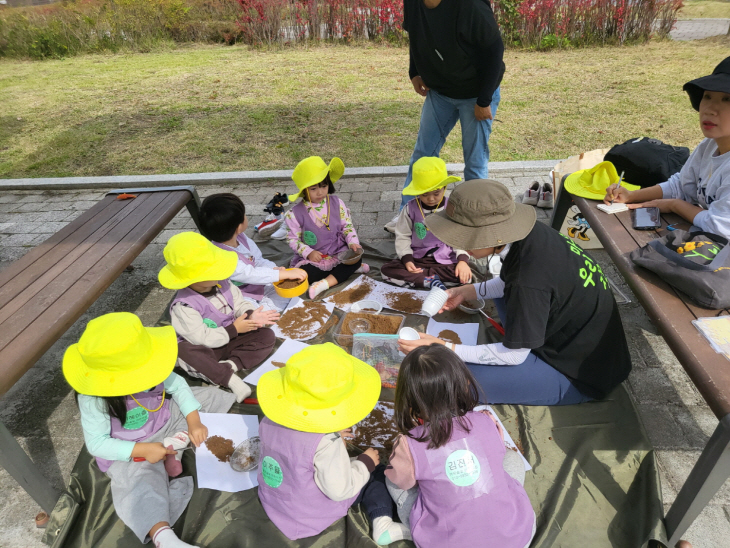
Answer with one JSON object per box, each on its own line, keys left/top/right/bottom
{"left": 308, "top": 250, "right": 323, "bottom": 263}
{"left": 234, "top": 316, "right": 261, "bottom": 334}
{"left": 250, "top": 306, "right": 279, "bottom": 326}
{"left": 281, "top": 268, "right": 307, "bottom": 282}
{"left": 337, "top": 428, "right": 354, "bottom": 445}
{"left": 274, "top": 266, "right": 286, "bottom": 271}
{"left": 398, "top": 333, "right": 443, "bottom": 354}
{"left": 363, "top": 447, "right": 381, "bottom": 465}
{"left": 348, "top": 243, "right": 362, "bottom": 252}
{"left": 405, "top": 261, "right": 423, "bottom": 274}
{"left": 133, "top": 442, "right": 175, "bottom": 464}
{"left": 455, "top": 261, "right": 472, "bottom": 284}
{"left": 604, "top": 185, "right": 631, "bottom": 204}
{"left": 186, "top": 411, "right": 208, "bottom": 447}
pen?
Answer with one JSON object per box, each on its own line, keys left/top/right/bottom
{"left": 611, "top": 171, "right": 625, "bottom": 206}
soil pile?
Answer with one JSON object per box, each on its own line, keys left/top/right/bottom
{"left": 277, "top": 280, "right": 303, "bottom": 289}
{"left": 340, "top": 312, "right": 402, "bottom": 337}
{"left": 331, "top": 279, "right": 374, "bottom": 307}
{"left": 438, "top": 329, "right": 462, "bottom": 344}
{"left": 354, "top": 402, "right": 397, "bottom": 454}
{"left": 383, "top": 291, "right": 424, "bottom": 314}
{"left": 278, "top": 301, "right": 331, "bottom": 339}
{"left": 206, "top": 435, "right": 235, "bottom": 463}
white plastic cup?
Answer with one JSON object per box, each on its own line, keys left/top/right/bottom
{"left": 398, "top": 327, "right": 421, "bottom": 341}
{"left": 421, "top": 287, "right": 448, "bottom": 317}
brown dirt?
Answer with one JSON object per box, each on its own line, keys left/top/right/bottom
{"left": 277, "top": 301, "right": 331, "bottom": 339}
{"left": 331, "top": 278, "right": 374, "bottom": 307}
{"left": 354, "top": 402, "right": 398, "bottom": 454}
{"left": 438, "top": 329, "right": 462, "bottom": 344}
{"left": 277, "top": 280, "right": 303, "bottom": 289}
{"left": 272, "top": 361, "right": 286, "bottom": 368}
{"left": 205, "top": 435, "right": 235, "bottom": 463}
{"left": 463, "top": 300, "right": 483, "bottom": 310}
{"left": 340, "top": 312, "right": 402, "bottom": 336}
{"left": 383, "top": 291, "right": 424, "bottom": 314}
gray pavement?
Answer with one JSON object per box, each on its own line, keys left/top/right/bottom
{"left": 1, "top": 167, "right": 729, "bottom": 547}
{"left": 671, "top": 18, "right": 730, "bottom": 41}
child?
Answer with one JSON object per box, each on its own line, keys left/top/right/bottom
{"left": 605, "top": 56, "right": 730, "bottom": 239}
{"left": 256, "top": 343, "right": 411, "bottom": 545}
{"left": 199, "top": 193, "right": 307, "bottom": 312}
{"left": 381, "top": 157, "right": 472, "bottom": 287}
{"left": 64, "top": 312, "right": 236, "bottom": 548}
{"left": 284, "top": 156, "right": 369, "bottom": 299}
{"left": 159, "top": 232, "right": 278, "bottom": 403}
{"left": 385, "top": 345, "right": 535, "bottom": 548}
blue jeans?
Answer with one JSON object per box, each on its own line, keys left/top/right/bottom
{"left": 401, "top": 87, "right": 501, "bottom": 209}
{"left": 466, "top": 298, "right": 594, "bottom": 406}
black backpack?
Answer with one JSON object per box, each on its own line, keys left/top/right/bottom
{"left": 604, "top": 137, "right": 690, "bottom": 188}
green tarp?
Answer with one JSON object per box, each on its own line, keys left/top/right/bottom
{"left": 43, "top": 240, "right": 667, "bottom": 547}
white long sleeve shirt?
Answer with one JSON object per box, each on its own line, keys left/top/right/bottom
{"left": 659, "top": 138, "right": 730, "bottom": 238}
{"left": 220, "top": 234, "right": 282, "bottom": 286}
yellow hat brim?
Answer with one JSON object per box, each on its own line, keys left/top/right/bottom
{"left": 62, "top": 325, "right": 178, "bottom": 397}
{"left": 158, "top": 245, "right": 238, "bottom": 290}
{"left": 402, "top": 175, "right": 461, "bottom": 196}
{"left": 289, "top": 157, "right": 345, "bottom": 202}
{"left": 257, "top": 354, "right": 382, "bottom": 433}
{"left": 564, "top": 169, "right": 641, "bottom": 200}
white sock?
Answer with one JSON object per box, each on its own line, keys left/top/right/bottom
{"left": 228, "top": 375, "right": 252, "bottom": 403}
{"left": 162, "top": 431, "right": 190, "bottom": 460}
{"left": 152, "top": 526, "right": 196, "bottom": 548}
{"left": 356, "top": 263, "right": 370, "bottom": 274}
{"left": 372, "top": 516, "right": 411, "bottom": 545}
{"left": 308, "top": 279, "right": 330, "bottom": 299}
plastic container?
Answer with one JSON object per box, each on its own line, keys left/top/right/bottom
{"left": 421, "top": 287, "right": 448, "bottom": 317}
{"left": 230, "top": 436, "right": 261, "bottom": 472}
{"left": 398, "top": 327, "right": 420, "bottom": 340}
{"left": 350, "top": 300, "right": 383, "bottom": 314}
{"left": 338, "top": 248, "right": 364, "bottom": 265}
{"left": 334, "top": 311, "right": 406, "bottom": 348}
{"left": 273, "top": 270, "right": 309, "bottom": 298}
{"left": 459, "top": 299, "right": 486, "bottom": 315}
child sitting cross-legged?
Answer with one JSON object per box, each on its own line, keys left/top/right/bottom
{"left": 256, "top": 343, "right": 411, "bottom": 545}
{"left": 65, "top": 312, "right": 236, "bottom": 548}
{"left": 284, "top": 156, "right": 369, "bottom": 299}
{"left": 381, "top": 157, "right": 472, "bottom": 288}
{"left": 159, "top": 232, "right": 278, "bottom": 403}
{"left": 199, "top": 193, "right": 307, "bottom": 312}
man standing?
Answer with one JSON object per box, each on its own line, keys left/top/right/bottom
{"left": 385, "top": 0, "right": 505, "bottom": 232}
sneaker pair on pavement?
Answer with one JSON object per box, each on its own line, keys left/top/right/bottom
{"left": 522, "top": 181, "right": 553, "bottom": 209}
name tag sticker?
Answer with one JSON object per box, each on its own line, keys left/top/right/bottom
{"left": 123, "top": 407, "right": 149, "bottom": 430}
{"left": 262, "top": 456, "right": 284, "bottom": 488}
{"left": 445, "top": 449, "right": 480, "bottom": 487}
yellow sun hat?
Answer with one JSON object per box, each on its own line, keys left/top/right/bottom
{"left": 288, "top": 156, "right": 346, "bottom": 203}
{"left": 63, "top": 312, "right": 178, "bottom": 397}
{"left": 563, "top": 161, "right": 641, "bottom": 200}
{"left": 158, "top": 232, "right": 238, "bottom": 290}
{"left": 257, "top": 343, "right": 381, "bottom": 433}
{"left": 402, "top": 157, "right": 461, "bottom": 196}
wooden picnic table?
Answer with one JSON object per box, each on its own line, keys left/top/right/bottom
{"left": 551, "top": 184, "right": 730, "bottom": 547}
{"left": 0, "top": 186, "right": 201, "bottom": 515}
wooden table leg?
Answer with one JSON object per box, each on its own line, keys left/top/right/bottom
{"left": 550, "top": 174, "right": 573, "bottom": 231}
{"left": 665, "top": 413, "right": 730, "bottom": 546}
{"left": 0, "top": 420, "right": 60, "bottom": 514}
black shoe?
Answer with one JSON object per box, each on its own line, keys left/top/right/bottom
{"left": 263, "top": 192, "right": 289, "bottom": 214}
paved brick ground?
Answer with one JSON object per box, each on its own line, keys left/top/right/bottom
{"left": 1, "top": 172, "right": 729, "bottom": 547}
{"left": 671, "top": 18, "right": 730, "bottom": 41}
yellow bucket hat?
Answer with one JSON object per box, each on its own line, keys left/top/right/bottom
{"left": 288, "top": 156, "right": 345, "bottom": 202}
{"left": 63, "top": 312, "right": 178, "bottom": 397}
{"left": 158, "top": 232, "right": 238, "bottom": 290}
{"left": 402, "top": 157, "right": 461, "bottom": 196}
{"left": 563, "top": 161, "right": 640, "bottom": 200}
{"left": 257, "top": 343, "right": 381, "bottom": 433}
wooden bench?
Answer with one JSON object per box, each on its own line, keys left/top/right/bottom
{"left": 551, "top": 181, "right": 730, "bottom": 546}
{"left": 0, "top": 186, "right": 201, "bottom": 514}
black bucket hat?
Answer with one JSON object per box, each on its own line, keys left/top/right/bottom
{"left": 683, "top": 56, "right": 730, "bottom": 111}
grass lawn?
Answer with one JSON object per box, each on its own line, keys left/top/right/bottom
{"left": 0, "top": 36, "right": 728, "bottom": 179}
{"left": 679, "top": 0, "right": 730, "bottom": 19}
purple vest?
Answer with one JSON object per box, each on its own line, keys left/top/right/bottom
{"left": 96, "top": 383, "right": 171, "bottom": 473}
{"left": 408, "top": 198, "right": 457, "bottom": 264}
{"left": 406, "top": 412, "right": 534, "bottom": 548}
{"left": 171, "top": 280, "right": 236, "bottom": 341}
{"left": 291, "top": 196, "right": 348, "bottom": 263}
{"left": 257, "top": 418, "right": 357, "bottom": 540}
{"left": 212, "top": 234, "right": 266, "bottom": 301}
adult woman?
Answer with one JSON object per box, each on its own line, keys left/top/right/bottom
{"left": 398, "top": 180, "right": 632, "bottom": 405}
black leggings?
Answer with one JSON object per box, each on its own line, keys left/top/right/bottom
{"left": 300, "top": 259, "right": 362, "bottom": 284}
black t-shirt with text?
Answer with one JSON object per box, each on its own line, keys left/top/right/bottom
{"left": 500, "top": 222, "right": 632, "bottom": 399}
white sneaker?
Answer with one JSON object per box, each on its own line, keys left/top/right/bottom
{"left": 255, "top": 213, "right": 282, "bottom": 237}
{"left": 384, "top": 213, "right": 399, "bottom": 234}
{"left": 522, "top": 182, "right": 540, "bottom": 206}
{"left": 270, "top": 223, "right": 288, "bottom": 240}
{"left": 537, "top": 183, "right": 554, "bottom": 209}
